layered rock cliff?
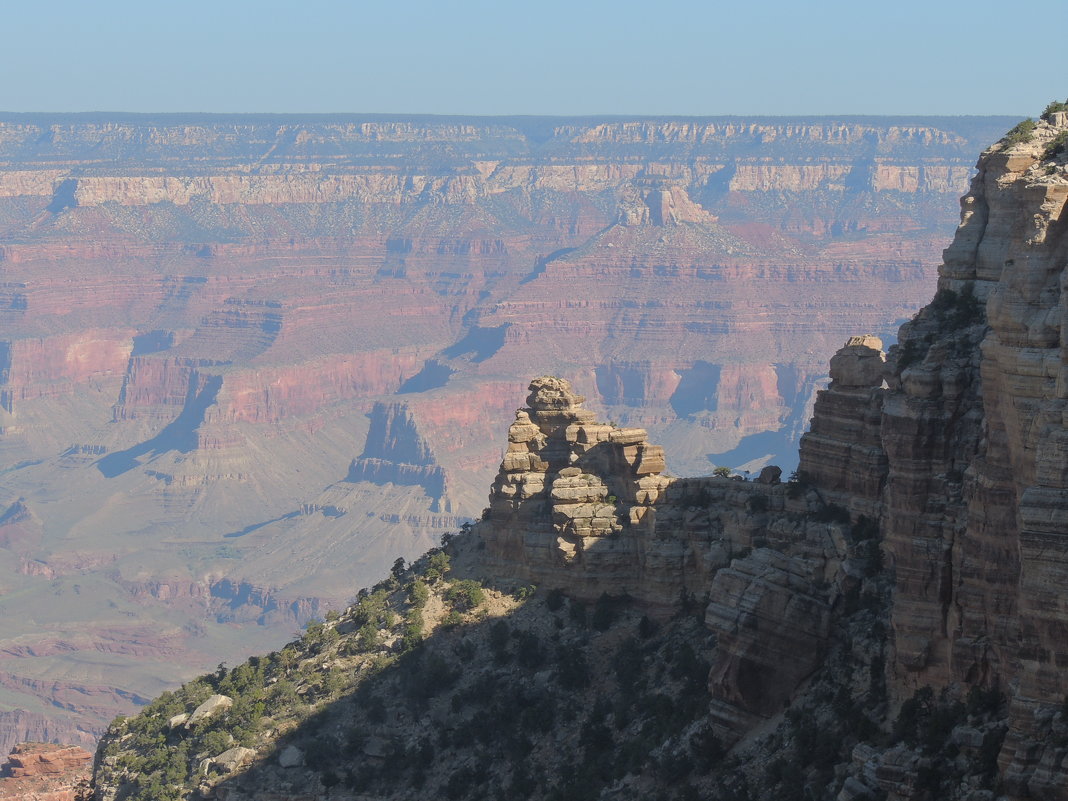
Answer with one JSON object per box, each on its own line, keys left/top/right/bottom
{"left": 0, "top": 743, "right": 91, "bottom": 801}
{"left": 77, "top": 108, "right": 1068, "bottom": 801}
{"left": 795, "top": 109, "right": 1068, "bottom": 799}
{"left": 0, "top": 113, "right": 1018, "bottom": 751}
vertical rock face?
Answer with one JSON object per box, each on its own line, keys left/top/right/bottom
{"left": 0, "top": 114, "right": 1017, "bottom": 746}
{"left": 481, "top": 111, "right": 1068, "bottom": 791}
{"left": 479, "top": 376, "right": 853, "bottom": 739}
{"left": 482, "top": 376, "right": 678, "bottom": 604}
{"left": 799, "top": 334, "right": 889, "bottom": 514}
{"left": 73, "top": 114, "right": 1068, "bottom": 800}
{"left": 797, "top": 112, "right": 1068, "bottom": 798}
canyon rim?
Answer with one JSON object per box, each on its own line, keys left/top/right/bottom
{"left": 0, "top": 112, "right": 1025, "bottom": 762}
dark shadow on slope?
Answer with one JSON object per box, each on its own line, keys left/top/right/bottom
{"left": 519, "top": 247, "right": 576, "bottom": 285}
{"left": 223, "top": 511, "right": 300, "bottom": 539}
{"left": 440, "top": 324, "right": 509, "bottom": 363}
{"left": 130, "top": 330, "right": 175, "bottom": 356}
{"left": 161, "top": 561, "right": 718, "bottom": 801}
{"left": 46, "top": 178, "right": 78, "bottom": 213}
{"left": 397, "top": 360, "right": 455, "bottom": 394}
{"left": 697, "top": 163, "right": 736, "bottom": 207}
{"left": 842, "top": 156, "right": 877, "bottom": 194}
{"left": 669, "top": 362, "right": 721, "bottom": 418}
{"left": 96, "top": 375, "right": 222, "bottom": 478}
{"left": 346, "top": 402, "right": 450, "bottom": 508}
{"left": 345, "top": 459, "right": 448, "bottom": 504}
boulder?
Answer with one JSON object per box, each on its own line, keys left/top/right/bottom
{"left": 186, "top": 695, "right": 233, "bottom": 727}
{"left": 277, "top": 745, "right": 304, "bottom": 768}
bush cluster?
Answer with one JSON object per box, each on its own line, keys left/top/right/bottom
{"left": 1003, "top": 118, "right": 1036, "bottom": 145}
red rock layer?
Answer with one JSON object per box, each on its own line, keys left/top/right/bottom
{"left": 0, "top": 114, "right": 1012, "bottom": 749}
{"left": 797, "top": 113, "right": 1068, "bottom": 798}
{"left": 0, "top": 742, "right": 92, "bottom": 801}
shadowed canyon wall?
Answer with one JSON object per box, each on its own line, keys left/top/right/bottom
{"left": 0, "top": 113, "right": 1014, "bottom": 751}
{"left": 473, "top": 112, "right": 1068, "bottom": 797}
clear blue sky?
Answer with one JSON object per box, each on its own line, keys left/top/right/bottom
{"left": 2, "top": 0, "right": 1062, "bottom": 116}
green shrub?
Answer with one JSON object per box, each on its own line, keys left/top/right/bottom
{"left": 555, "top": 646, "right": 590, "bottom": 690}
{"left": 568, "top": 598, "right": 588, "bottom": 628}
{"left": 850, "top": 515, "right": 879, "bottom": 542}
{"left": 1003, "top": 118, "right": 1036, "bottom": 145}
{"left": 813, "top": 502, "right": 850, "bottom": 524}
{"left": 1043, "top": 130, "right": 1068, "bottom": 160}
{"left": 442, "top": 609, "right": 463, "bottom": 627}
{"left": 357, "top": 623, "right": 380, "bottom": 651}
{"left": 966, "top": 684, "right": 1004, "bottom": 716}
{"left": 785, "top": 470, "right": 810, "bottom": 499}
{"left": 489, "top": 619, "right": 511, "bottom": 652}
{"left": 423, "top": 550, "right": 451, "bottom": 582}
{"left": 591, "top": 593, "right": 618, "bottom": 631}
{"left": 638, "top": 615, "right": 657, "bottom": 639}
{"left": 931, "top": 285, "right": 984, "bottom": 328}
{"left": 515, "top": 630, "right": 545, "bottom": 669}
{"left": 1041, "top": 99, "right": 1068, "bottom": 120}
{"left": 444, "top": 579, "right": 485, "bottom": 611}
{"left": 401, "top": 609, "right": 424, "bottom": 651}
{"left": 407, "top": 579, "right": 430, "bottom": 608}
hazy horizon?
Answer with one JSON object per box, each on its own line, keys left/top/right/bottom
{"left": 4, "top": 0, "right": 1062, "bottom": 117}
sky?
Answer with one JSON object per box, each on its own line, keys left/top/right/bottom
{"left": 2, "top": 0, "right": 1063, "bottom": 116}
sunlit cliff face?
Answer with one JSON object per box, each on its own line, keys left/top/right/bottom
{"left": 0, "top": 114, "right": 1011, "bottom": 752}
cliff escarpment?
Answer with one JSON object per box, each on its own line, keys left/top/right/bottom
{"left": 796, "top": 109, "right": 1068, "bottom": 798}
{"left": 474, "top": 109, "right": 1068, "bottom": 798}
{"left": 0, "top": 113, "right": 1015, "bottom": 750}
{"left": 78, "top": 108, "right": 1068, "bottom": 801}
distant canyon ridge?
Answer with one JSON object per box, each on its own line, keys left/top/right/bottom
{"left": 0, "top": 113, "right": 1015, "bottom": 750}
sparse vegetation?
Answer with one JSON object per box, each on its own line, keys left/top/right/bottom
{"left": 94, "top": 544, "right": 730, "bottom": 801}
{"left": 930, "top": 284, "right": 984, "bottom": 328}
{"left": 1003, "top": 117, "right": 1036, "bottom": 146}
{"left": 90, "top": 449, "right": 1010, "bottom": 801}
{"left": 1041, "top": 99, "right": 1068, "bottom": 120}
{"left": 1043, "top": 130, "right": 1068, "bottom": 161}
{"left": 813, "top": 501, "right": 850, "bottom": 524}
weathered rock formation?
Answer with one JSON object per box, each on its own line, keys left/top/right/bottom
{"left": 794, "top": 111, "right": 1068, "bottom": 799}
{"left": 0, "top": 113, "right": 1017, "bottom": 749}
{"left": 73, "top": 109, "right": 1068, "bottom": 801}
{"left": 480, "top": 376, "right": 856, "bottom": 740}
{"left": 0, "top": 743, "right": 92, "bottom": 801}
{"left": 475, "top": 109, "right": 1068, "bottom": 796}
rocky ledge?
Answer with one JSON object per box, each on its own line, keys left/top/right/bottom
{"left": 0, "top": 743, "right": 92, "bottom": 801}
{"left": 75, "top": 106, "right": 1068, "bottom": 801}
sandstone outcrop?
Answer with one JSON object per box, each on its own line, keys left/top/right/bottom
{"left": 0, "top": 113, "right": 1016, "bottom": 749}
{"left": 481, "top": 377, "right": 678, "bottom": 603}
{"left": 477, "top": 111, "right": 1068, "bottom": 792}
{"left": 0, "top": 743, "right": 92, "bottom": 801}
{"left": 791, "top": 111, "right": 1068, "bottom": 799}
{"left": 71, "top": 110, "right": 1068, "bottom": 800}
{"left": 479, "top": 376, "right": 862, "bottom": 738}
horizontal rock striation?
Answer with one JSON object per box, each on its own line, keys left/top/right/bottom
{"left": 478, "top": 376, "right": 865, "bottom": 739}
{"left": 0, "top": 742, "right": 92, "bottom": 801}
{"left": 475, "top": 113, "right": 1068, "bottom": 794}
{"left": 0, "top": 113, "right": 1016, "bottom": 749}
{"left": 795, "top": 112, "right": 1068, "bottom": 799}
